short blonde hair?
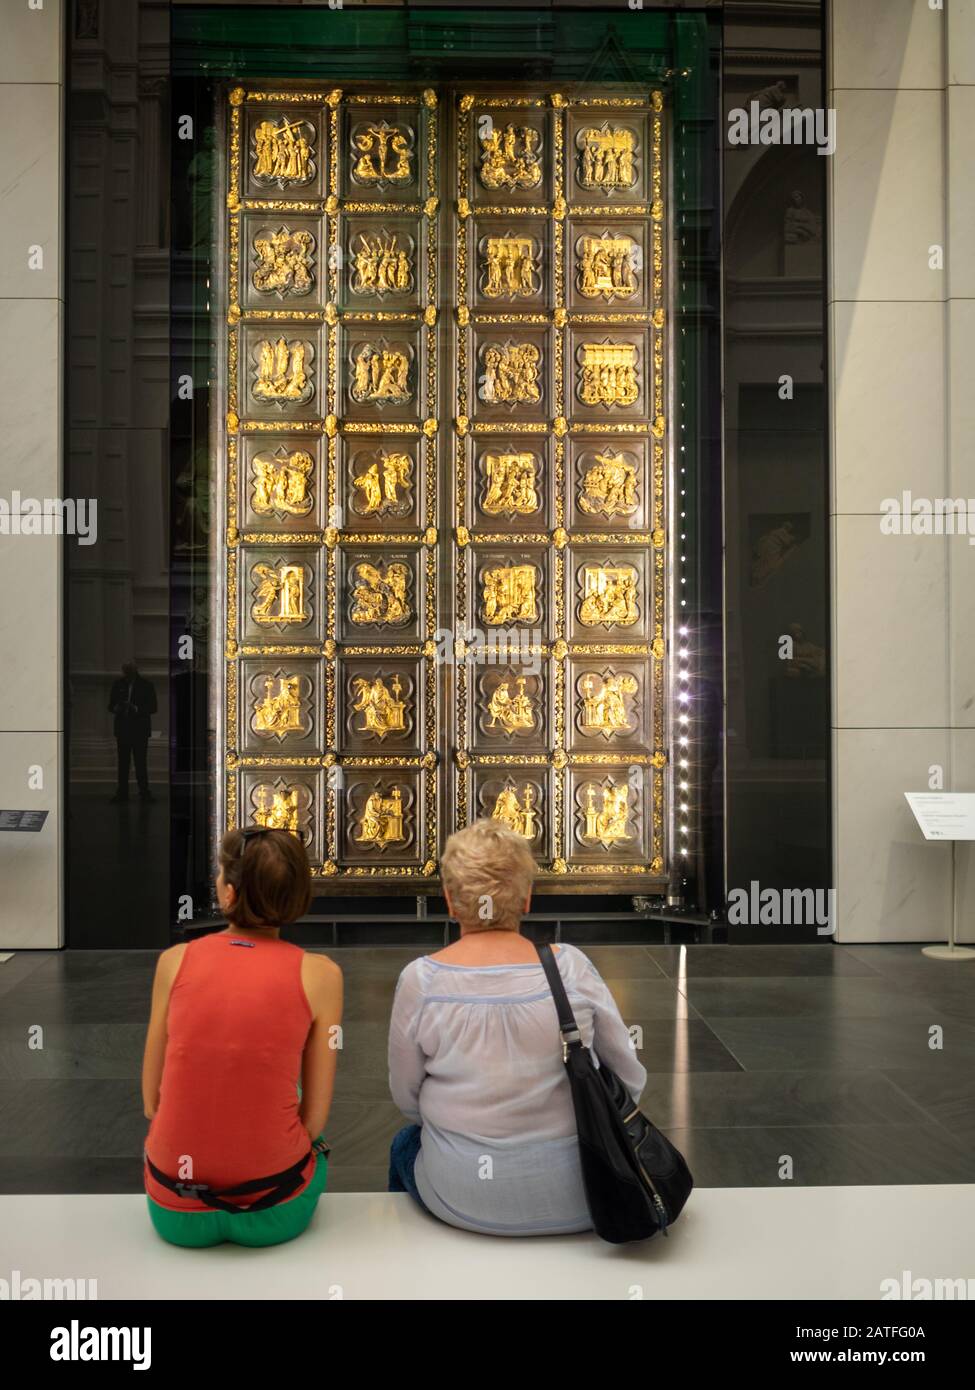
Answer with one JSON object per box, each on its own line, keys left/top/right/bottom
{"left": 440, "top": 819, "right": 535, "bottom": 930}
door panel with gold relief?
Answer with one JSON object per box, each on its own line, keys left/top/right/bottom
{"left": 217, "top": 81, "right": 669, "bottom": 892}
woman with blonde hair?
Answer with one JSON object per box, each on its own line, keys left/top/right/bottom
{"left": 387, "top": 819, "right": 646, "bottom": 1235}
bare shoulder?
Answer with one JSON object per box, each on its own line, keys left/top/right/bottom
{"left": 301, "top": 951, "right": 343, "bottom": 1022}
{"left": 301, "top": 950, "right": 343, "bottom": 987}
{"left": 156, "top": 942, "right": 188, "bottom": 978}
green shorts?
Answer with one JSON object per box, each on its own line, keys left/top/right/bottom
{"left": 146, "top": 1151, "right": 328, "bottom": 1249}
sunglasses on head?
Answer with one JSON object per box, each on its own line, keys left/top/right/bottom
{"left": 238, "top": 825, "right": 273, "bottom": 855}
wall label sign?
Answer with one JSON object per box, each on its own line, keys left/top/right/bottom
{"left": 0, "top": 810, "right": 49, "bottom": 832}
{"left": 904, "top": 792, "right": 975, "bottom": 841}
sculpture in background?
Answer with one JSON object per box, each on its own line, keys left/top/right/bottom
{"left": 350, "top": 560, "right": 411, "bottom": 626}
{"left": 482, "top": 564, "right": 539, "bottom": 625}
{"left": 252, "top": 448, "right": 314, "bottom": 518}
{"left": 579, "top": 564, "right": 639, "bottom": 627}
{"left": 351, "top": 675, "right": 408, "bottom": 737}
{"left": 252, "top": 227, "right": 315, "bottom": 297}
{"left": 580, "top": 672, "right": 637, "bottom": 734}
{"left": 577, "top": 234, "right": 637, "bottom": 300}
{"left": 582, "top": 782, "right": 631, "bottom": 844}
{"left": 355, "top": 786, "right": 407, "bottom": 845}
{"left": 578, "top": 448, "right": 638, "bottom": 519}
{"left": 783, "top": 190, "right": 821, "bottom": 245}
{"left": 352, "top": 122, "right": 413, "bottom": 186}
{"left": 479, "top": 123, "right": 542, "bottom": 191}
{"left": 486, "top": 677, "right": 536, "bottom": 734}
{"left": 482, "top": 235, "right": 538, "bottom": 299}
{"left": 351, "top": 232, "right": 413, "bottom": 296}
{"left": 253, "top": 337, "right": 312, "bottom": 404}
{"left": 481, "top": 450, "right": 540, "bottom": 516}
{"left": 578, "top": 127, "right": 636, "bottom": 191}
{"left": 350, "top": 345, "right": 412, "bottom": 405}
{"left": 253, "top": 675, "right": 303, "bottom": 736}
{"left": 352, "top": 450, "right": 412, "bottom": 516}
{"left": 491, "top": 785, "right": 539, "bottom": 838}
{"left": 750, "top": 518, "right": 800, "bottom": 586}
{"left": 252, "top": 785, "right": 301, "bottom": 834}
{"left": 252, "top": 563, "right": 308, "bottom": 625}
{"left": 253, "top": 118, "right": 315, "bottom": 187}
{"left": 479, "top": 342, "right": 542, "bottom": 406}
{"left": 783, "top": 622, "right": 826, "bottom": 678}
{"left": 578, "top": 343, "right": 639, "bottom": 408}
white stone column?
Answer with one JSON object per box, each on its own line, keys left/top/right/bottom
{"left": 0, "top": 1, "right": 63, "bottom": 948}
{"left": 945, "top": 0, "right": 975, "bottom": 937}
{"left": 828, "top": 0, "right": 974, "bottom": 941}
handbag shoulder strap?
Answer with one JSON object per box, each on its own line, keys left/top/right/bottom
{"left": 536, "top": 943, "right": 583, "bottom": 1057}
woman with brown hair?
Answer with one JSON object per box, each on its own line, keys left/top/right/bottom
{"left": 141, "top": 826, "right": 342, "bottom": 1247}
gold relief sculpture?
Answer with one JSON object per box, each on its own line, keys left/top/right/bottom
{"left": 577, "top": 235, "right": 637, "bottom": 300}
{"left": 220, "top": 80, "right": 670, "bottom": 886}
{"left": 252, "top": 563, "right": 308, "bottom": 625}
{"left": 351, "top": 449, "right": 413, "bottom": 516}
{"left": 578, "top": 343, "right": 639, "bottom": 409}
{"left": 350, "top": 560, "right": 411, "bottom": 626}
{"left": 486, "top": 677, "right": 536, "bottom": 734}
{"left": 580, "top": 672, "right": 638, "bottom": 734}
{"left": 351, "top": 122, "right": 414, "bottom": 187}
{"left": 579, "top": 564, "right": 639, "bottom": 627}
{"left": 355, "top": 786, "right": 406, "bottom": 845}
{"left": 491, "top": 785, "right": 539, "bottom": 838}
{"left": 253, "top": 675, "right": 303, "bottom": 736}
{"left": 253, "top": 118, "right": 316, "bottom": 187}
{"left": 253, "top": 785, "right": 301, "bottom": 834}
{"left": 252, "top": 228, "right": 315, "bottom": 298}
{"left": 252, "top": 448, "right": 313, "bottom": 518}
{"left": 351, "top": 232, "right": 413, "bottom": 296}
{"left": 479, "top": 343, "right": 541, "bottom": 406}
{"left": 253, "top": 338, "right": 312, "bottom": 405}
{"left": 578, "top": 449, "right": 638, "bottom": 519}
{"left": 582, "top": 781, "right": 631, "bottom": 844}
{"left": 481, "top": 236, "right": 539, "bottom": 299}
{"left": 479, "top": 123, "right": 542, "bottom": 191}
{"left": 350, "top": 344, "right": 412, "bottom": 404}
{"left": 351, "top": 675, "right": 408, "bottom": 737}
{"left": 481, "top": 450, "right": 540, "bottom": 517}
{"left": 577, "top": 127, "right": 637, "bottom": 192}
{"left": 482, "top": 564, "right": 538, "bottom": 625}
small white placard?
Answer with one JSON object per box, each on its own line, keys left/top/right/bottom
{"left": 904, "top": 792, "right": 975, "bottom": 841}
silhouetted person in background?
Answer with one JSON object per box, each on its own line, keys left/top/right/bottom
{"left": 109, "top": 661, "right": 157, "bottom": 803}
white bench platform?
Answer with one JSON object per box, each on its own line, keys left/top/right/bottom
{"left": 1, "top": 1185, "right": 971, "bottom": 1300}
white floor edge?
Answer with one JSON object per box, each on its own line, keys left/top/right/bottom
{"left": 1, "top": 1185, "right": 973, "bottom": 1300}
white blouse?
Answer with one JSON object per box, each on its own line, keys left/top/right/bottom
{"left": 387, "top": 943, "right": 647, "bottom": 1236}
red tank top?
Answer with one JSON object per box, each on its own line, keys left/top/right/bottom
{"left": 144, "top": 932, "right": 315, "bottom": 1212}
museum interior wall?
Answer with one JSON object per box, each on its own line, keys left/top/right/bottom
{"left": 829, "top": 0, "right": 975, "bottom": 942}
{"left": 0, "top": 1, "right": 846, "bottom": 950}
{"left": 0, "top": 0, "right": 63, "bottom": 949}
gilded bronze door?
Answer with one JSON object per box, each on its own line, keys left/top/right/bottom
{"left": 217, "top": 82, "right": 670, "bottom": 893}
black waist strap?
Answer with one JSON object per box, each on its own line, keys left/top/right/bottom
{"left": 145, "top": 1148, "right": 318, "bottom": 1214}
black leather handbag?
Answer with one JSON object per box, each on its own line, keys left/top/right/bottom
{"left": 536, "top": 942, "right": 693, "bottom": 1244}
